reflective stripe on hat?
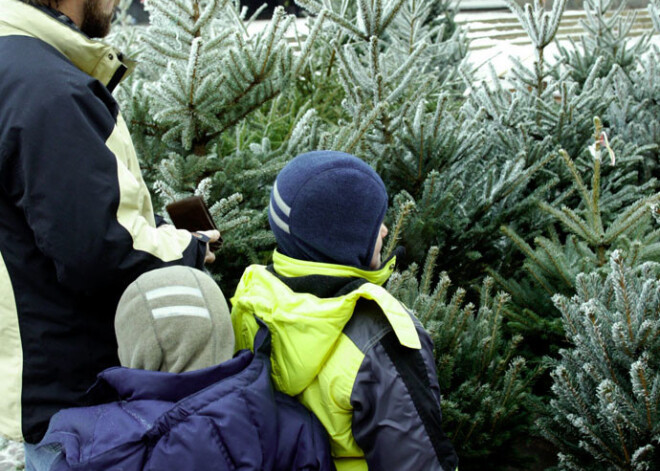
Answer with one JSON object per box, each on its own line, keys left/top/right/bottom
{"left": 145, "top": 286, "right": 209, "bottom": 320}
{"left": 269, "top": 181, "right": 291, "bottom": 234}
{"left": 151, "top": 306, "right": 211, "bottom": 320}
{"left": 272, "top": 181, "right": 291, "bottom": 216}
{"left": 145, "top": 286, "right": 203, "bottom": 300}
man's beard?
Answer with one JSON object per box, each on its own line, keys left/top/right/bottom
{"left": 80, "top": 0, "right": 113, "bottom": 38}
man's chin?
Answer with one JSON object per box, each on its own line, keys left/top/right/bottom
{"left": 81, "top": 20, "right": 112, "bottom": 38}
{"left": 80, "top": 0, "right": 113, "bottom": 38}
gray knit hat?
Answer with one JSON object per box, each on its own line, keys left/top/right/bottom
{"left": 115, "top": 266, "right": 234, "bottom": 373}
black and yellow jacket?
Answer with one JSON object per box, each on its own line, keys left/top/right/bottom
{"left": 232, "top": 251, "right": 458, "bottom": 471}
{"left": 0, "top": 0, "right": 206, "bottom": 442}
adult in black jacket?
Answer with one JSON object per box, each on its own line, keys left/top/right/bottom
{"left": 0, "top": 0, "right": 220, "bottom": 462}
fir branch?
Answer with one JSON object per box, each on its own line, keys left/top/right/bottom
{"left": 605, "top": 194, "right": 660, "bottom": 244}
{"left": 425, "top": 272, "right": 452, "bottom": 326}
{"left": 200, "top": 87, "right": 282, "bottom": 147}
{"left": 292, "top": 11, "right": 327, "bottom": 77}
{"left": 378, "top": 0, "right": 406, "bottom": 36}
{"left": 631, "top": 359, "right": 653, "bottom": 431}
{"left": 558, "top": 149, "right": 596, "bottom": 221}
{"left": 358, "top": 0, "right": 373, "bottom": 36}
{"left": 420, "top": 246, "right": 439, "bottom": 296}
{"left": 447, "top": 288, "right": 467, "bottom": 332}
{"left": 590, "top": 144, "right": 605, "bottom": 240}
{"left": 388, "top": 41, "right": 428, "bottom": 88}
{"left": 587, "top": 308, "right": 620, "bottom": 388}
{"left": 196, "top": 0, "right": 224, "bottom": 31}
{"left": 373, "top": 0, "right": 383, "bottom": 36}
{"left": 535, "top": 237, "right": 574, "bottom": 289}
{"left": 340, "top": 101, "right": 389, "bottom": 153}
{"left": 501, "top": 225, "right": 550, "bottom": 276}
{"left": 383, "top": 196, "right": 415, "bottom": 259}
{"left": 334, "top": 43, "right": 363, "bottom": 96}
{"left": 297, "top": 1, "right": 368, "bottom": 40}
{"left": 540, "top": 202, "right": 594, "bottom": 245}
{"left": 524, "top": 263, "right": 556, "bottom": 295}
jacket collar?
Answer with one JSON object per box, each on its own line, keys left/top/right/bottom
{"left": 272, "top": 250, "right": 397, "bottom": 286}
{"left": 23, "top": 1, "right": 79, "bottom": 30}
{"left": 93, "top": 349, "right": 254, "bottom": 403}
{"left": 0, "top": 0, "right": 134, "bottom": 91}
{"left": 267, "top": 265, "right": 368, "bottom": 299}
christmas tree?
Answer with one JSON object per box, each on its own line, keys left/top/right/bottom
{"left": 387, "top": 249, "right": 541, "bottom": 469}
{"left": 492, "top": 119, "right": 660, "bottom": 348}
{"left": 540, "top": 250, "right": 660, "bottom": 470}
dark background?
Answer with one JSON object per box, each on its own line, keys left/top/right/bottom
{"left": 127, "top": 0, "right": 303, "bottom": 23}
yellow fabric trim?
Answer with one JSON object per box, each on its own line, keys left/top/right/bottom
{"left": 267, "top": 255, "right": 420, "bottom": 349}
{"left": 299, "top": 334, "right": 365, "bottom": 463}
{"left": 107, "top": 115, "right": 193, "bottom": 262}
{"left": 352, "top": 282, "right": 421, "bottom": 349}
{"left": 272, "top": 250, "right": 396, "bottom": 286}
{"left": 335, "top": 459, "right": 369, "bottom": 471}
{"left": 0, "top": 0, "right": 132, "bottom": 86}
{"left": 0, "top": 251, "right": 23, "bottom": 441}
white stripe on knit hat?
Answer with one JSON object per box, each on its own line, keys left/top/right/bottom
{"left": 151, "top": 306, "right": 211, "bottom": 320}
{"left": 269, "top": 201, "right": 291, "bottom": 234}
{"left": 273, "top": 181, "right": 291, "bottom": 217}
{"left": 145, "top": 286, "right": 203, "bottom": 300}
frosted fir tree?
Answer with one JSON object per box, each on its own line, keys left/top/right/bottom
{"left": 413, "top": 0, "right": 605, "bottom": 284}
{"left": 554, "top": 0, "right": 658, "bottom": 176}
{"left": 112, "top": 0, "right": 326, "bottom": 282}
{"left": 651, "top": 0, "right": 660, "bottom": 32}
{"left": 556, "top": 0, "right": 651, "bottom": 87}
{"left": 493, "top": 0, "right": 612, "bottom": 155}
{"left": 605, "top": 0, "right": 660, "bottom": 179}
{"left": 294, "top": 0, "right": 469, "bottom": 160}
{"left": 606, "top": 60, "right": 660, "bottom": 180}
{"left": 505, "top": 0, "right": 567, "bottom": 107}
{"left": 387, "top": 249, "right": 540, "bottom": 470}
{"left": 492, "top": 118, "right": 660, "bottom": 343}
{"left": 137, "top": 0, "right": 314, "bottom": 152}
{"left": 461, "top": 0, "right": 660, "bottom": 348}
{"left": 539, "top": 251, "right": 660, "bottom": 470}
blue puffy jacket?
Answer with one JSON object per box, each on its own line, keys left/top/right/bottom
{"left": 38, "top": 330, "right": 335, "bottom": 471}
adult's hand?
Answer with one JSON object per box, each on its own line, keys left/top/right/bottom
{"left": 193, "top": 230, "right": 221, "bottom": 264}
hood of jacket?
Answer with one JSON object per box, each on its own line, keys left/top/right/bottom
{"left": 98, "top": 349, "right": 254, "bottom": 403}
{"left": 231, "top": 251, "right": 421, "bottom": 396}
{"left": 0, "top": 0, "right": 133, "bottom": 89}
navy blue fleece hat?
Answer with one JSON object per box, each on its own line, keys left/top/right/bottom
{"left": 268, "top": 151, "right": 388, "bottom": 269}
